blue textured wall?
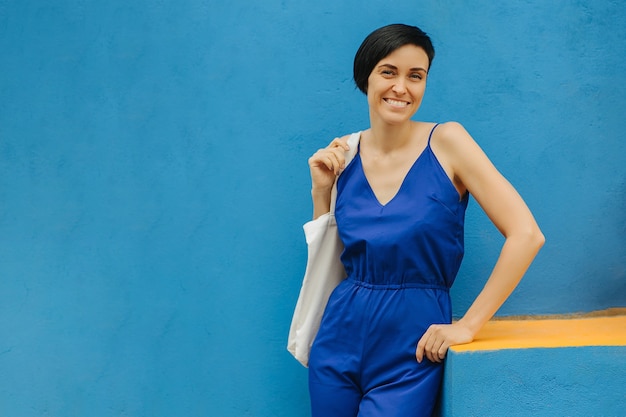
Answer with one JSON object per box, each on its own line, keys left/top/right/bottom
{"left": 441, "top": 346, "right": 626, "bottom": 416}
{"left": 0, "top": 0, "right": 624, "bottom": 415}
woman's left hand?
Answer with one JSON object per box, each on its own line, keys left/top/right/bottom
{"left": 415, "top": 322, "right": 475, "bottom": 363}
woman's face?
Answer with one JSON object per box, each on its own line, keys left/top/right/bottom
{"left": 366, "top": 44, "right": 429, "bottom": 126}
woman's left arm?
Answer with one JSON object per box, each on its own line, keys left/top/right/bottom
{"left": 416, "top": 122, "right": 545, "bottom": 363}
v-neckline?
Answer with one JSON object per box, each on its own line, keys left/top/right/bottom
{"left": 358, "top": 145, "right": 429, "bottom": 208}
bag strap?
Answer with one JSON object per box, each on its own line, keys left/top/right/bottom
{"left": 329, "top": 132, "right": 361, "bottom": 214}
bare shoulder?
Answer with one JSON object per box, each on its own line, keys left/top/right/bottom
{"left": 430, "top": 121, "right": 497, "bottom": 196}
{"left": 432, "top": 121, "right": 489, "bottom": 164}
{"left": 433, "top": 121, "right": 475, "bottom": 148}
{"left": 428, "top": 122, "right": 474, "bottom": 162}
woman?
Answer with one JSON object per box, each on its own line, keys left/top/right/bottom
{"left": 306, "top": 24, "right": 545, "bottom": 416}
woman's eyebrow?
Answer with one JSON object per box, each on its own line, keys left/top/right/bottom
{"left": 377, "top": 63, "right": 427, "bottom": 72}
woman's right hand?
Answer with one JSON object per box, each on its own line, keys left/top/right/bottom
{"left": 308, "top": 137, "right": 351, "bottom": 192}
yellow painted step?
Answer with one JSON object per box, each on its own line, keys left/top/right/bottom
{"left": 451, "top": 313, "right": 626, "bottom": 352}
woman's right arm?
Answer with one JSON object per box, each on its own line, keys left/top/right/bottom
{"left": 308, "top": 137, "right": 351, "bottom": 219}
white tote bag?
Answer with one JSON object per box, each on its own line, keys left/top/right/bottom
{"left": 287, "top": 132, "right": 360, "bottom": 367}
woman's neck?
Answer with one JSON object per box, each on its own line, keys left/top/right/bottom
{"left": 367, "top": 119, "right": 415, "bottom": 154}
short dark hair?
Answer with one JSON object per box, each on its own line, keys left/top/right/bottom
{"left": 353, "top": 24, "right": 435, "bottom": 94}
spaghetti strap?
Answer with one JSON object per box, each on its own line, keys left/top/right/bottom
{"left": 427, "top": 123, "right": 440, "bottom": 146}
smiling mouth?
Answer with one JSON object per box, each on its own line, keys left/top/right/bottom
{"left": 384, "top": 98, "right": 410, "bottom": 108}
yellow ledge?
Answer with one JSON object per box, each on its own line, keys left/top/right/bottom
{"left": 451, "top": 311, "right": 626, "bottom": 352}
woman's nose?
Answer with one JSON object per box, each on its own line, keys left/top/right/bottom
{"left": 392, "top": 79, "right": 406, "bottom": 94}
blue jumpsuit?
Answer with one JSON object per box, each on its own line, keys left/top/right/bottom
{"left": 308, "top": 124, "right": 469, "bottom": 417}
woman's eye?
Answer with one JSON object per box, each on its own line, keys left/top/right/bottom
{"left": 381, "top": 70, "right": 395, "bottom": 76}
{"left": 410, "top": 73, "right": 423, "bottom": 80}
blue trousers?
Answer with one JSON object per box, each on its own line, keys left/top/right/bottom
{"left": 308, "top": 279, "right": 448, "bottom": 417}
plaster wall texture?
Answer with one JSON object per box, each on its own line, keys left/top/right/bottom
{"left": 439, "top": 316, "right": 626, "bottom": 416}
{"left": 440, "top": 346, "right": 626, "bottom": 417}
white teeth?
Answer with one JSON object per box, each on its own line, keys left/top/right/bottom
{"left": 385, "top": 99, "right": 409, "bottom": 107}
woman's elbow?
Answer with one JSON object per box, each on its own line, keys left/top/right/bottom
{"left": 534, "top": 229, "right": 546, "bottom": 250}
{"left": 509, "top": 224, "right": 545, "bottom": 251}
{"left": 527, "top": 225, "right": 546, "bottom": 251}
